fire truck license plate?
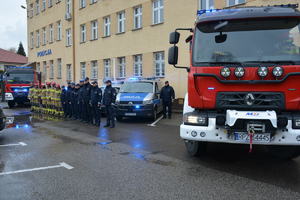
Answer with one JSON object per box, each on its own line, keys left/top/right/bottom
{"left": 234, "top": 133, "right": 271, "bottom": 143}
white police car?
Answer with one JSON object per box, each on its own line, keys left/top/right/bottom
{"left": 115, "top": 78, "right": 163, "bottom": 121}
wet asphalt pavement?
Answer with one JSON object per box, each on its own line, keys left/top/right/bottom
{"left": 1, "top": 106, "right": 300, "bottom": 199}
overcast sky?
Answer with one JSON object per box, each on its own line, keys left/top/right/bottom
{"left": 0, "top": 0, "right": 27, "bottom": 53}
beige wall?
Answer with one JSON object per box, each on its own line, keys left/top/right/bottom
{"left": 27, "top": 0, "right": 299, "bottom": 98}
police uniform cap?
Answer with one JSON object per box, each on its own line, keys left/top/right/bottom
{"left": 105, "top": 80, "right": 112, "bottom": 84}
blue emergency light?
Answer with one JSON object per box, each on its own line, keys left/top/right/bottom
{"left": 14, "top": 88, "right": 28, "bottom": 92}
{"left": 197, "top": 9, "right": 220, "bottom": 16}
{"left": 135, "top": 105, "right": 141, "bottom": 109}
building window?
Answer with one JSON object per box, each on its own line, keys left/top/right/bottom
{"left": 66, "top": 28, "right": 72, "bottom": 46}
{"left": 57, "top": 21, "right": 62, "bottom": 41}
{"left": 37, "top": 62, "right": 40, "bottom": 72}
{"left": 134, "top": 6, "right": 142, "bottom": 29}
{"left": 118, "top": 57, "right": 126, "bottom": 78}
{"left": 90, "top": 0, "right": 97, "bottom": 4}
{"left": 117, "top": 11, "right": 126, "bottom": 33}
{"left": 57, "top": 58, "right": 62, "bottom": 78}
{"left": 104, "top": 59, "right": 111, "bottom": 78}
{"left": 29, "top": 4, "right": 34, "bottom": 17}
{"left": 91, "top": 61, "right": 98, "bottom": 80}
{"left": 80, "top": 62, "right": 86, "bottom": 80}
{"left": 200, "top": 0, "right": 214, "bottom": 9}
{"left": 42, "top": 0, "right": 46, "bottom": 11}
{"left": 66, "top": 64, "right": 72, "bottom": 81}
{"left": 49, "top": 60, "right": 54, "bottom": 79}
{"left": 36, "top": 0, "right": 40, "bottom": 15}
{"left": 36, "top": 30, "right": 40, "bottom": 48}
{"left": 103, "top": 16, "right": 111, "bottom": 37}
{"left": 42, "top": 27, "right": 47, "bottom": 45}
{"left": 91, "top": 20, "right": 98, "bottom": 40}
{"left": 43, "top": 61, "right": 47, "bottom": 79}
{"left": 30, "top": 32, "right": 34, "bottom": 49}
{"left": 48, "top": 0, "right": 53, "bottom": 7}
{"left": 227, "top": 0, "right": 245, "bottom": 6}
{"left": 79, "top": 0, "right": 86, "bottom": 8}
{"left": 80, "top": 24, "right": 86, "bottom": 43}
{"left": 49, "top": 24, "right": 54, "bottom": 43}
{"left": 133, "top": 55, "right": 142, "bottom": 77}
{"left": 66, "top": 0, "right": 72, "bottom": 14}
{"left": 154, "top": 52, "right": 165, "bottom": 77}
{"left": 153, "top": 0, "right": 164, "bottom": 24}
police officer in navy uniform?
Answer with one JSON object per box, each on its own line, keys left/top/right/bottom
{"left": 61, "top": 86, "right": 67, "bottom": 117}
{"left": 160, "top": 81, "right": 175, "bottom": 119}
{"left": 72, "top": 84, "right": 80, "bottom": 120}
{"left": 103, "top": 80, "right": 117, "bottom": 128}
{"left": 91, "top": 81, "right": 102, "bottom": 126}
{"left": 78, "top": 80, "right": 85, "bottom": 121}
{"left": 82, "top": 77, "right": 92, "bottom": 123}
{"left": 65, "top": 82, "right": 73, "bottom": 118}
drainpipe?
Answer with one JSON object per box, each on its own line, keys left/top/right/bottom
{"left": 72, "top": 0, "right": 76, "bottom": 82}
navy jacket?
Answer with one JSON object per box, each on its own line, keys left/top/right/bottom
{"left": 61, "top": 89, "right": 67, "bottom": 103}
{"left": 72, "top": 88, "right": 79, "bottom": 104}
{"left": 66, "top": 87, "right": 73, "bottom": 103}
{"left": 102, "top": 85, "right": 116, "bottom": 106}
{"left": 160, "top": 85, "right": 175, "bottom": 103}
{"left": 91, "top": 86, "right": 102, "bottom": 105}
{"left": 78, "top": 85, "right": 84, "bottom": 103}
{"left": 82, "top": 83, "right": 92, "bottom": 102}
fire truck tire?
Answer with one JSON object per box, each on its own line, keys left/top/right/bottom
{"left": 8, "top": 101, "right": 15, "bottom": 108}
{"left": 268, "top": 146, "right": 300, "bottom": 160}
{"left": 184, "top": 140, "right": 207, "bottom": 157}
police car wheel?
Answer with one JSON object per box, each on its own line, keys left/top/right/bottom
{"left": 116, "top": 116, "right": 123, "bottom": 121}
{"left": 185, "top": 140, "right": 207, "bottom": 157}
{"left": 8, "top": 101, "right": 15, "bottom": 108}
{"left": 152, "top": 110, "right": 157, "bottom": 121}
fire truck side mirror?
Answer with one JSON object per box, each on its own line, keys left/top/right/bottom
{"left": 169, "top": 32, "right": 180, "bottom": 44}
{"left": 168, "top": 46, "right": 178, "bottom": 65}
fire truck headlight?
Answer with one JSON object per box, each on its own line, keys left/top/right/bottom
{"left": 272, "top": 66, "right": 283, "bottom": 77}
{"left": 292, "top": 117, "right": 300, "bottom": 129}
{"left": 234, "top": 67, "right": 245, "bottom": 78}
{"left": 257, "top": 67, "right": 268, "bottom": 78}
{"left": 220, "top": 67, "right": 231, "bottom": 78}
{"left": 183, "top": 112, "right": 208, "bottom": 126}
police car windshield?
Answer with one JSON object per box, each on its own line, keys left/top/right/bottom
{"left": 120, "top": 82, "right": 153, "bottom": 93}
{"left": 193, "top": 18, "right": 300, "bottom": 65}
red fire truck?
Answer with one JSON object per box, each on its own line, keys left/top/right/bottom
{"left": 168, "top": 4, "right": 300, "bottom": 159}
{"left": 4, "top": 65, "right": 40, "bottom": 108}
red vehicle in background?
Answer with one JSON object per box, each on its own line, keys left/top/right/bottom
{"left": 168, "top": 4, "right": 300, "bottom": 159}
{"left": 4, "top": 65, "right": 40, "bottom": 108}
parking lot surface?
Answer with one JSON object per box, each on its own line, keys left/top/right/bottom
{"left": 1, "top": 106, "right": 300, "bottom": 200}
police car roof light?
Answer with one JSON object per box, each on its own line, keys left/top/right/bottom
{"left": 197, "top": 9, "right": 221, "bottom": 16}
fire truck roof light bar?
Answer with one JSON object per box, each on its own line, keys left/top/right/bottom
{"left": 197, "top": 4, "right": 299, "bottom": 16}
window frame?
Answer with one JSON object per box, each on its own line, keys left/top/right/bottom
{"left": 42, "top": 0, "right": 46, "bottom": 11}
{"left": 152, "top": 0, "right": 164, "bottom": 25}
{"left": 104, "top": 59, "right": 111, "bottom": 78}
{"left": 91, "top": 20, "right": 98, "bottom": 40}
{"left": 133, "top": 54, "right": 143, "bottom": 77}
{"left": 133, "top": 6, "right": 142, "bottom": 29}
{"left": 79, "top": 0, "right": 86, "bottom": 9}
{"left": 49, "top": 24, "right": 54, "bottom": 43}
{"left": 30, "top": 32, "right": 34, "bottom": 49}
{"left": 43, "top": 61, "right": 47, "bottom": 79}
{"left": 80, "top": 62, "right": 86, "bottom": 80}
{"left": 66, "top": 64, "right": 72, "bottom": 81}
{"left": 66, "top": 28, "right": 72, "bottom": 46}
{"left": 57, "top": 21, "right": 62, "bottom": 41}
{"left": 80, "top": 24, "right": 86, "bottom": 43}
{"left": 154, "top": 52, "right": 165, "bottom": 77}
{"left": 227, "top": 0, "right": 246, "bottom": 7}
{"left": 36, "top": 30, "right": 40, "bottom": 48}
{"left": 49, "top": 60, "right": 54, "bottom": 79}
{"left": 57, "top": 58, "right": 62, "bottom": 79}
{"left": 118, "top": 57, "right": 126, "bottom": 78}
{"left": 36, "top": 0, "right": 40, "bottom": 15}
{"left": 91, "top": 60, "right": 98, "bottom": 80}
{"left": 103, "top": 16, "right": 111, "bottom": 37}
{"left": 66, "top": 0, "right": 72, "bottom": 14}
{"left": 117, "top": 11, "right": 126, "bottom": 33}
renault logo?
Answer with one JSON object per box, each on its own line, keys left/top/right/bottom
{"left": 245, "top": 93, "right": 255, "bottom": 106}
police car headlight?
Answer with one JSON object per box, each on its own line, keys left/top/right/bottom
{"left": 183, "top": 112, "right": 208, "bottom": 126}
{"left": 116, "top": 99, "right": 120, "bottom": 104}
{"left": 144, "top": 100, "right": 152, "bottom": 105}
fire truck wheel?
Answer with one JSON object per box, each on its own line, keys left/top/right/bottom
{"left": 8, "top": 101, "right": 15, "bottom": 108}
{"left": 184, "top": 140, "right": 207, "bottom": 157}
{"left": 268, "top": 146, "right": 300, "bottom": 160}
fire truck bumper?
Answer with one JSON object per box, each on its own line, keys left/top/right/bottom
{"left": 180, "top": 118, "right": 300, "bottom": 146}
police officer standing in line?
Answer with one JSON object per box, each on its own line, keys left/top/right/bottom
{"left": 91, "top": 81, "right": 102, "bottom": 126}
{"left": 78, "top": 80, "right": 85, "bottom": 121}
{"left": 82, "top": 77, "right": 92, "bottom": 123}
{"left": 61, "top": 86, "right": 67, "bottom": 117}
{"left": 103, "top": 80, "right": 117, "bottom": 128}
{"left": 71, "top": 84, "right": 80, "bottom": 120}
{"left": 65, "top": 82, "right": 73, "bottom": 118}
{"left": 160, "top": 81, "right": 175, "bottom": 119}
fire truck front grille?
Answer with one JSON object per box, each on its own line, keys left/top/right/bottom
{"left": 216, "top": 92, "right": 285, "bottom": 110}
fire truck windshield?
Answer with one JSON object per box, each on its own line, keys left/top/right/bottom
{"left": 6, "top": 71, "right": 34, "bottom": 84}
{"left": 193, "top": 19, "right": 300, "bottom": 65}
